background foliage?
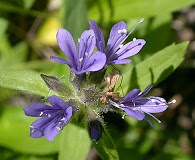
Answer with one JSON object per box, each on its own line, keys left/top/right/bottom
{"left": 0, "top": 0, "right": 194, "bottom": 159}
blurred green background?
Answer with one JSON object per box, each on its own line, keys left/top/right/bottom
{"left": 0, "top": 0, "right": 195, "bottom": 160}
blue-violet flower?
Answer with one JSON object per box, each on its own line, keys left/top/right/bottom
{"left": 24, "top": 95, "right": 73, "bottom": 141}
{"left": 50, "top": 29, "right": 106, "bottom": 75}
{"left": 109, "top": 86, "right": 175, "bottom": 125}
{"left": 88, "top": 119, "right": 103, "bottom": 142}
{"left": 89, "top": 19, "right": 146, "bottom": 66}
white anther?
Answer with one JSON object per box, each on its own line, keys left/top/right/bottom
{"left": 31, "top": 129, "right": 35, "bottom": 133}
{"left": 127, "top": 18, "right": 145, "bottom": 36}
{"left": 160, "top": 98, "right": 166, "bottom": 102}
{"left": 122, "top": 115, "right": 125, "bottom": 119}
{"left": 133, "top": 38, "right": 137, "bottom": 41}
{"left": 109, "top": 100, "right": 120, "bottom": 108}
{"left": 39, "top": 111, "right": 43, "bottom": 116}
{"left": 89, "top": 35, "right": 94, "bottom": 39}
{"left": 79, "top": 58, "right": 83, "bottom": 62}
{"left": 139, "top": 18, "right": 144, "bottom": 23}
{"left": 85, "top": 52, "right": 89, "bottom": 56}
{"left": 120, "top": 104, "right": 125, "bottom": 107}
{"left": 169, "top": 99, "right": 176, "bottom": 104}
{"left": 61, "top": 117, "right": 66, "bottom": 121}
{"left": 122, "top": 29, "right": 127, "bottom": 33}
{"left": 118, "top": 29, "right": 127, "bottom": 34}
{"left": 151, "top": 99, "right": 156, "bottom": 103}
{"left": 132, "top": 100, "right": 136, "bottom": 107}
{"left": 119, "top": 44, "right": 124, "bottom": 48}
{"left": 138, "top": 91, "right": 142, "bottom": 96}
{"left": 48, "top": 114, "right": 51, "bottom": 117}
{"left": 30, "top": 125, "right": 34, "bottom": 128}
{"left": 56, "top": 127, "right": 61, "bottom": 131}
{"left": 78, "top": 38, "right": 80, "bottom": 43}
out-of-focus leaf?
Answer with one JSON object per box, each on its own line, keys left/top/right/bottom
{"left": 0, "top": 2, "right": 49, "bottom": 17}
{"left": 61, "top": 0, "right": 87, "bottom": 41}
{"left": 22, "top": 0, "right": 35, "bottom": 9}
{"left": 0, "top": 107, "right": 60, "bottom": 154}
{"left": 36, "top": 15, "right": 60, "bottom": 46}
{"left": 0, "top": 69, "right": 49, "bottom": 97}
{"left": 88, "top": 0, "right": 194, "bottom": 22}
{"left": 93, "top": 126, "right": 119, "bottom": 160}
{"left": 0, "top": 40, "right": 28, "bottom": 68}
{"left": 0, "top": 87, "right": 15, "bottom": 104}
{"left": 121, "top": 42, "right": 189, "bottom": 93}
{"left": 0, "top": 18, "right": 8, "bottom": 37}
{"left": 15, "top": 60, "right": 55, "bottom": 70}
{"left": 9, "top": 42, "right": 28, "bottom": 65}
{"left": 58, "top": 124, "right": 91, "bottom": 160}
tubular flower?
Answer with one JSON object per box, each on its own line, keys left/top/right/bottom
{"left": 109, "top": 86, "right": 175, "bottom": 125}
{"left": 23, "top": 95, "right": 73, "bottom": 141}
{"left": 88, "top": 119, "right": 103, "bottom": 142}
{"left": 89, "top": 19, "right": 146, "bottom": 66}
{"left": 50, "top": 29, "right": 106, "bottom": 75}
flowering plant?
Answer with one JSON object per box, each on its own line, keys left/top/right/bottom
{"left": 0, "top": 10, "right": 189, "bottom": 160}
{"left": 22, "top": 19, "right": 177, "bottom": 145}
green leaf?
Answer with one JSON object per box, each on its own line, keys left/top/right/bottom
{"left": 121, "top": 42, "right": 189, "bottom": 93}
{"left": 58, "top": 124, "right": 91, "bottom": 160}
{"left": 0, "top": 107, "right": 60, "bottom": 154}
{"left": 61, "top": 0, "right": 87, "bottom": 41}
{"left": 0, "top": 40, "right": 28, "bottom": 68}
{"left": 22, "top": 0, "right": 35, "bottom": 9}
{"left": 0, "top": 2, "right": 49, "bottom": 18}
{"left": 126, "top": 14, "right": 174, "bottom": 60}
{"left": 0, "top": 18, "right": 8, "bottom": 37}
{"left": 88, "top": 0, "right": 194, "bottom": 22}
{"left": 93, "top": 126, "right": 119, "bottom": 160}
{"left": 0, "top": 69, "right": 49, "bottom": 97}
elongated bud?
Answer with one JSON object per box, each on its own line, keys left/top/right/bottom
{"left": 40, "top": 74, "right": 71, "bottom": 95}
{"left": 88, "top": 119, "right": 103, "bottom": 142}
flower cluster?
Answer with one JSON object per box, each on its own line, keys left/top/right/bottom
{"left": 24, "top": 19, "right": 174, "bottom": 142}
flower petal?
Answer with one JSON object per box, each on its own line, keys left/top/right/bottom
{"left": 56, "top": 29, "right": 78, "bottom": 67}
{"left": 109, "top": 59, "right": 131, "bottom": 65}
{"left": 24, "top": 103, "right": 51, "bottom": 117}
{"left": 75, "top": 51, "right": 106, "bottom": 74}
{"left": 123, "top": 89, "right": 142, "bottom": 102}
{"left": 116, "top": 39, "right": 146, "bottom": 60}
{"left": 79, "top": 30, "right": 96, "bottom": 57}
{"left": 109, "top": 21, "right": 127, "bottom": 38}
{"left": 138, "top": 85, "right": 153, "bottom": 97}
{"left": 47, "top": 95, "right": 68, "bottom": 110}
{"left": 139, "top": 97, "right": 168, "bottom": 113}
{"left": 106, "top": 21, "right": 128, "bottom": 56}
{"left": 89, "top": 20, "right": 105, "bottom": 52}
{"left": 50, "top": 56, "right": 71, "bottom": 66}
{"left": 64, "top": 106, "right": 73, "bottom": 124}
{"left": 44, "top": 120, "right": 61, "bottom": 141}
{"left": 30, "top": 117, "right": 52, "bottom": 138}
{"left": 122, "top": 107, "right": 145, "bottom": 120}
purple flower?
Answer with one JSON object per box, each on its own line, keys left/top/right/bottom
{"left": 89, "top": 19, "right": 146, "bottom": 66}
{"left": 23, "top": 95, "right": 73, "bottom": 141}
{"left": 109, "top": 86, "right": 173, "bottom": 125}
{"left": 50, "top": 29, "right": 106, "bottom": 75}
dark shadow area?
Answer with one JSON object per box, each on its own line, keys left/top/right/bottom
{"left": 153, "top": 66, "right": 174, "bottom": 86}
